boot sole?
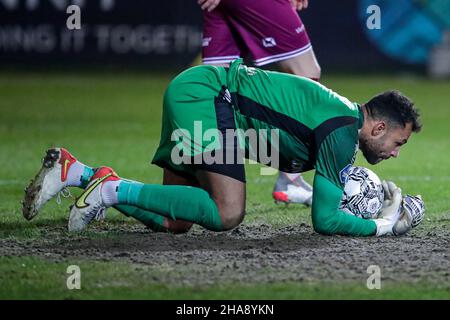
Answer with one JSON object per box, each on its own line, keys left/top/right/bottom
{"left": 22, "top": 148, "right": 61, "bottom": 220}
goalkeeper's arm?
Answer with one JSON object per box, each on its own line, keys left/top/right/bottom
{"left": 311, "top": 173, "right": 377, "bottom": 236}
{"left": 311, "top": 175, "right": 422, "bottom": 237}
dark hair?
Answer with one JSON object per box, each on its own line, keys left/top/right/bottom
{"left": 364, "top": 90, "right": 422, "bottom": 132}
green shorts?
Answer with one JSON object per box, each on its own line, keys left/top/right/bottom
{"left": 151, "top": 65, "right": 246, "bottom": 182}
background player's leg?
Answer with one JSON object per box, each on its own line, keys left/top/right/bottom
{"left": 277, "top": 48, "right": 321, "bottom": 81}
{"left": 215, "top": 0, "right": 318, "bottom": 206}
{"left": 114, "top": 168, "right": 196, "bottom": 234}
{"left": 195, "top": 170, "right": 246, "bottom": 230}
{"left": 273, "top": 171, "right": 313, "bottom": 206}
{"left": 271, "top": 48, "right": 320, "bottom": 205}
{"left": 201, "top": 4, "right": 241, "bottom": 66}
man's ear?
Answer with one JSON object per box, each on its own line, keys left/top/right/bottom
{"left": 371, "top": 121, "right": 386, "bottom": 137}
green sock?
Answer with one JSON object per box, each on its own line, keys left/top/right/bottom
{"left": 117, "top": 180, "right": 223, "bottom": 231}
{"left": 80, "top": 167, "right": 95, "bottom": 189}
{"left": 114, "top": 204, "right": 166, "bottom": 232}
{"left": 114, "top": 180, "right": 166, "bottom": 232}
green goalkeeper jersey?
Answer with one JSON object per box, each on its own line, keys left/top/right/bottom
{"left": 153, "top": 59, "right": 377, "bottom": 236}
{"left": 226, "top": 59, "right": 361, "bottom": 188}
{"left": 226, "top": 59, "right": 376, "bottom": 236}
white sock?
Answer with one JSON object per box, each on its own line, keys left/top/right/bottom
{"left": 284, "top": 172, "right": 301, "bottom": 181}
{"left": 66, "top": 161, "right": 86, "bottom": 187}
{"left": 101, "top": 180, "right": 121, "bottom": 207}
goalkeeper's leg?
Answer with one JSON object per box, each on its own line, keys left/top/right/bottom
{"left": 72, "top": 167, "right": 245, "bottom": 232}
{"left": 115, "top": 169, "right": 245, "bottom": 232}
{"left": 114, "top": 168, "right": 196, "bottom": 234}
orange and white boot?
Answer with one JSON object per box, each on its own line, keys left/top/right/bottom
{"left": 23, "top": 148, "right": 78, "bottom": 220}
{"left": 68, "top": 167, "right": 120, "bottom": 232}
{"left": 272, "top": 172, "right": 313, "bottom": 206}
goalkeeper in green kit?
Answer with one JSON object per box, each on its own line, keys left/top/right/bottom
{"left": 23, "top": 59, "right": 424, "bottom": 237}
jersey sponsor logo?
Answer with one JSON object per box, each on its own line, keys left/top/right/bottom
{"left": 262, "top": 37, "right": 276, "bottom": 48}
{"left": 339, "top": 163, "right": 352, "bottom": 184}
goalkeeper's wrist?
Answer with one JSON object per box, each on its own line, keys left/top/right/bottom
{"left": 373, "top": 218, "right": 394, "bottom": 236}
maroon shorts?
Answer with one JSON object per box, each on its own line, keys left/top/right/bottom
{"left": 202, "top": 0, "right": 312, "bottom": 66}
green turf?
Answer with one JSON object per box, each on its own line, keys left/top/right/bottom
{"left": 1, "top": 256, "right": 448, "bottom": 300}
{"left": 0, "top": 71, "right": 449, "bottom": 299}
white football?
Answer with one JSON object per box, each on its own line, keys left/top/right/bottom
{"left": 340, "top": 166, "right": 384, "bottom": 219}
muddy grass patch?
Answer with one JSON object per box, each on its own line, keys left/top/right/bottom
{"left": 1, "top": 222, "right": 449, "bottom": 287}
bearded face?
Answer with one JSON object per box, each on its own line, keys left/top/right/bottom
{"left": 359, "top": 122, "right": 413, "bottom": 165}
{"left": 359, "top": 134, "right": 388, "bottom": 165}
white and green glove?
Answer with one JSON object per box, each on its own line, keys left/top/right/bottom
{"left": 373, "top": 181, "right": 403, "bottom": 236}
{"left": 373, "top": 182, "right": 425, "bottom": 236}
{"left": 402, "top": 194, "right": 425, "bottom": 228}
{"left": 390, "top": 194, "right": 425, "bottom": 235}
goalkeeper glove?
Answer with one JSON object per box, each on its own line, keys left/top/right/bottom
{"left": 374, "top": 182, "right": 425, "bottom": 236}
{"left": 403, "top": 194, "right": 425, "bottom": 228}
{"left": 373, "top": 181, "right": 402, "bottom": 236}
{"left": 390, "top": 194, "right": 425, "bottom": 235}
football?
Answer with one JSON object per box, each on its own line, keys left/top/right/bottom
{"left": 340, "top": 166, "right": 384, "bottom": 219}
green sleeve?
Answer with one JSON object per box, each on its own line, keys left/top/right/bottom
{"left": 311, "top": 173, "right": 377, "bottom": 236}
{"left": 315, "top": 124, "right": 359, "bottom": 189}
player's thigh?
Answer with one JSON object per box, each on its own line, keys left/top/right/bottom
{"left": 202, "top": 6, "right": 241, "bottom": 65}
{"left": 223, "top": 0, "right": 312, "bottom": 67}
{"left": 163, "top": 168, "right": 199, "bottom": 187}
{"left": 153, "top": 65, "right": 227, "bottom": 179}
{"left": 277, "top": 47, "right": 321, "bottom": 79}
{"left": 194, "top": 169, "right": 246, "bottom": 230}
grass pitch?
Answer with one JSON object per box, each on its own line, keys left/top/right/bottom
{"left": 0, "top": 70, "right": 449, "bottom": 299}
